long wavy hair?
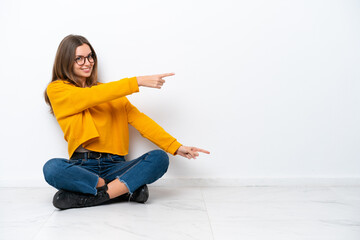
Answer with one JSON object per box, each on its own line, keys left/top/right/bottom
{"left": 44, "top": 35, "right": 98, "bottom": 115}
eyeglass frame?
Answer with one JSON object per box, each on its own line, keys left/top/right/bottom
{"left": 74, "top": 53, "right": 95, "bottom": 66}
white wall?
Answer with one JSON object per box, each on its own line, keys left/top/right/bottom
{"left": 0, "top": 0, "right": 359, "bottom": 186}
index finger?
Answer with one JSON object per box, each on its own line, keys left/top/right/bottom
{"left": 159, "top": 72, "right": 175, "bottom": 78}
{"left": 192, "top": 147, "right": 210, "bottom": 154}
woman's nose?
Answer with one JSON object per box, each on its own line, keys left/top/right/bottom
{"left": 84, "top": 57, "right": 91, "bottom": 65}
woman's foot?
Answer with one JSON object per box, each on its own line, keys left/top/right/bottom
{"left": 53, "top": 185, "right": 110, "bottom": 210}
{"left": 106, "top": 185, "right": 149, "bottom": 204}
{"left": 130, "top": 185, "right": 149, "bottom": 203}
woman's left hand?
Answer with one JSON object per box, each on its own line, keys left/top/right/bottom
{"left": 175, "top": 146, "right": 210, "bottom": 159}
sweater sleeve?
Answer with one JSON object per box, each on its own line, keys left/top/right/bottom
{"left": 125, "top": 98, "right": 182, "bottom": 155}
{"left": 47, "top": 77, "right": 139, "bottom": 119}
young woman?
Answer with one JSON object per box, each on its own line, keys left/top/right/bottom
{"left": 43, "top": 35, "right": 210, "bottom": 210}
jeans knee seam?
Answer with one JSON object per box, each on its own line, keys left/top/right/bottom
{"left": 117, "top": 159, "right": 142, "bottom": 179}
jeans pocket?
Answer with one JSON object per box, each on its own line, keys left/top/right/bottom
{"left": 68, "top": 159, "right": 84, "bottom": 165}
{"left": 109, "top": 154, "right": 125, "bottom": 163}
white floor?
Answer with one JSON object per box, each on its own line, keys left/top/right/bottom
{"left": 0, "top": 186, "right": 360, "bottom": 240}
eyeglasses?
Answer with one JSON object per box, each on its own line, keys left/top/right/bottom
{"left": 74, "top": 53, "right": 95, "bottom": 66}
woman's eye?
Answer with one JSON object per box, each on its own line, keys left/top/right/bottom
{"left": 75, "top": 57, "right": 83, "bottom": 61}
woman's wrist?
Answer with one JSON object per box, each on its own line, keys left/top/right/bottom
{"left": 175, "top": 145, "right": 183, "bottom": 155}
{"left": 136, "top": 76, "right": 143, "bottom": 87}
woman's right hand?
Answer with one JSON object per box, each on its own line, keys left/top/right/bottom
{"left": 175, "top": 145, "right": 210, "bottom": 159}
{"left": 136, "top": 73, "right": 175, "bottom": 89}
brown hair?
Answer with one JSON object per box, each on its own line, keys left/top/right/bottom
{"left": 44, "top": 34, "right": 98, "bottom": 115}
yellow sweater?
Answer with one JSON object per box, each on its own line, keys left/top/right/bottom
{"left": 46, "top": 77, "right": 182, "bottom": 158}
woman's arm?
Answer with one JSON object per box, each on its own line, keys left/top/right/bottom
{"left": 47, "top": 73, "right": 174, "bottom": 120}
{"left": 125, "top": 99, "right": 182, "bottom": 155}
{"left": 47, "top": 77, "right": 139, "bottom": 119}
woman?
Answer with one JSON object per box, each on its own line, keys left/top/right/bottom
{"left": 43, "top": 34, "right": 209, "bottom": 210}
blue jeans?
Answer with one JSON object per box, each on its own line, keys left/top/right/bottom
{"left": 43, "top": 150, "right": 169, "bottom": 195}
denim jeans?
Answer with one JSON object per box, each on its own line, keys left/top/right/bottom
{"left": 43, "top": 149, "right": 169, "bottom": 195}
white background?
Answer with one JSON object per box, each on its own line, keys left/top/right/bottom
{"left": 0, "top": 0, "right": 359, "bottom": 186}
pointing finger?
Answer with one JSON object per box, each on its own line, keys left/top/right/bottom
{"left": 159, "top": 73, "right": 175, "bottom": 78}
{"left": 193, "top": 148, "right": 210, "bottom": 154}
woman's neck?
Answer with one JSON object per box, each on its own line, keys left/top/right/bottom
{"left": 79, "top": 78, "right": 86, "bottom": 88}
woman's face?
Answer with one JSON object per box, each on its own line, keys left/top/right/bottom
{"left": 73, "top": 44, "right": 94, "bottom": 83}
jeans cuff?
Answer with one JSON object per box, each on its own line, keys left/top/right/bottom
{"left": 117, "top": 177, "right": 132, "bottom": 194}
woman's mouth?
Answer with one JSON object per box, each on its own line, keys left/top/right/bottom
{"left": 81, "top": 67, "right": 91, "bottom": 73}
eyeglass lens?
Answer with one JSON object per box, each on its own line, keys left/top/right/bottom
{"left": 75, "top": 54, "right": 94, "bottom": 65}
